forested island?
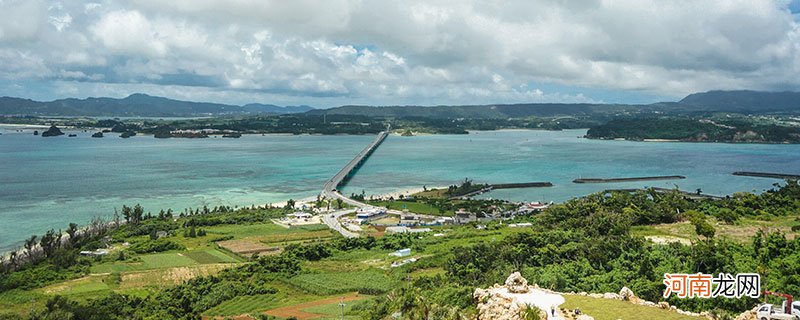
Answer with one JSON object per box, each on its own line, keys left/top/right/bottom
{"left": 586, "top": 117, "right": 800, "bottom": 143}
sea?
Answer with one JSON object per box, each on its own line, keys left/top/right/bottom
{"left": 2, "top": 126, "right": 799, "bottom": 250}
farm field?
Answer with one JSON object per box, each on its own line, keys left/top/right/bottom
{"left": 285, "top": 269, "right": 397, "bottom": 296}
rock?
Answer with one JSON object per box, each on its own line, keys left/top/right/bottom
{"left": 602, "top": 292, "right": 620, "bottom": 300}
{"left": 91, "top": 132, "right": 103, "bottom": 138}
{"left": 619, "top": 287, "right": 635, "bottom": 301}
{"left": 504, "top": 272, "right": 529, "bottom": 293}
{"left": 658, "top": 302, "right": 670, "bottom": 309}
{"left": 576, "top": 315, "right": 595, "bottom": 320}
{"left": 41, "top": 125, "right": 64, "bottom": 137}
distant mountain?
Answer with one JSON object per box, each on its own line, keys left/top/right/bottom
{"left": 306, "top": 103, "right": 643, "bottom": 119}
{"left": 679, "top": 90, "right": 800, "bottom": 113}
{"left": 242, "top": 103, "right": 314, "bottom": 114}
{"left": 0, "top": 94, "right": 313, "bottom": 117}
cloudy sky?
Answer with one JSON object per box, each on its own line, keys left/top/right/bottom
{"left": 1, "top": 0, "right": 799, "bottom": 107}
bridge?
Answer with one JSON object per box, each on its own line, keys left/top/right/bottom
{"left": 321, "top": 131, "right": 389, "bottom": 237}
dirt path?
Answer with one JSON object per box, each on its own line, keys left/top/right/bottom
{"left": 263, "top": 293, "right": 364, "bottom": 320}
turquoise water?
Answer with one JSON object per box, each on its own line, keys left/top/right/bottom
{"left": 341, "top": 129, "right": 800, "bottom": 202}
{"left": 2, "top": 127, "right": 799, "bottom": 250}
{"left": 0, "top": 127, "right": 370, "bottom": 251}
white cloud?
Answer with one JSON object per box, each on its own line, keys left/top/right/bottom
{"left": 0, "top": 0, "right": 799, "bottom": 106}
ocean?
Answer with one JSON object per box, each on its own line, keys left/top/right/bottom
{"left": 2, "top": 127, "right": 799, "bottom": 250}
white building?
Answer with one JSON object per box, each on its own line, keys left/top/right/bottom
{"left": 390, "top": 248, "right": 411, "bottom": 257}
{"left": 386, "top": 226, "right": 432, "bottom": 234}
{"left": 356, "top": 207, "right": 387, "bottom": 220}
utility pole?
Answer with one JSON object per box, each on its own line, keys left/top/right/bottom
{"left": 338, "top": 298, "right": 346, "bottom": 320}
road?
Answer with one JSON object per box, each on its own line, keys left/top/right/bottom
{"left": 321, "top": 208, "right": 359, "bottom": 238}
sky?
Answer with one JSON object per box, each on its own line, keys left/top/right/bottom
{"left": 1, "top": 0, "right": 799, "bottom": 108}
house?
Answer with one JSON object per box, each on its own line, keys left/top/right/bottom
{"left": 390, "top": 248, "right": 411, "bottom": 257}
{"left": 518, "top": 202, "right": 550, "bottom": 214}
{"left": 399, "top": 214, "right": 420, "bottom": 226}
{"left": 79, "top": 249, "right": 109, "bottom": 257}
{"left": 455, "top": 209, "right": 477, "bottom": 224}
{"left": 356, "top": 207, "right": 387, "bottom": 221}
{"left": 508, "top": 222, "right": 533, "bottom": 228}
{"left": 435, "top": 217, "right": 455, "bottom": 225}
{"left": 288, "top": 212, "right": 313, "bottom": 220}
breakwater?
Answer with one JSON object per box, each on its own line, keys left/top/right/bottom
{"left": 573, "top": 175, "right": 686, "bottom": 184}
{"left": 732, "top": 172, "right": 800, "bottom": 180}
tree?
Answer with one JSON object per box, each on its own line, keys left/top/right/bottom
{"left": 335, "top": 198, "right": 344, "bottom": 209}
{"left": 66, "top": 223, "right": 78, "bottom": 241}
{"left": 121, "top": 205, "right": 132, "bottom": 223}
{"left": 285, "top": 199, "right": 296, "bottom": 210}
{"left": 132, "top": 204, "right": 144, "bottom": 224}
{"left": 24, "top": 235, "right": 38, "bottom": 260}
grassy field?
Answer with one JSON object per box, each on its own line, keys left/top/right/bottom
{"left": 562, "top": 295, "right": 701, "bottom": 320}
{"left": 367, "top": 200, "right": 453, "bottom": 216}
{"left": 90, "top": 248, "right": 238, "bottom": 274}
{"left": 632, "top": 215, "right": 799, "bottom": 243}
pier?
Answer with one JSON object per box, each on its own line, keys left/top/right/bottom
{"left": 573, "top": 175, "right": 686, "bottom": 184}
{"left": 732, "top": 171, "right": 800, "bottom": 180}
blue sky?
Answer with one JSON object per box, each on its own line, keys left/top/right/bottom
{"left": 1, "top": 0, "right": 799, "bottom": 107}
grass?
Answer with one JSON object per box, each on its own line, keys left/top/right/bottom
{"left": 37, "top": 274, "right": 112, "bottom": 296}
{"left": 0, "top": 289, "right": 48, "bottom": 316}
{"left": 206, "top": 222, "right": 328, "bottom": 239}
{"left": 90, "top": 248, "right": 237, "bottom": 273}
{"left": 302, "top": 298, "right": 369, "bottom": 319}
{"left": 562, "top": 295, "right": 701, "bottom": 320}
{"left": 286, "top": 269, "right": 396, "bottom": 295}
{"left": 367, "top": 200, "right": 453, "bottom": 216}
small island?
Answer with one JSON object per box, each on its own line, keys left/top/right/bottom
{"left": 119, "top": 131, "right": 136, "bottom": 138}
{"left": 41, "top": 125, "right": 64, "bottom": 137}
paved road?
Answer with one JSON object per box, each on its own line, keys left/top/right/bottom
{"left": 321, "top": 209, "right": 359, "bottom": 238}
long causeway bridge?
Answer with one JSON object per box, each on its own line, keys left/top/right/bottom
{"left": 321, "top": 130, "right": 388, "bottom": 208}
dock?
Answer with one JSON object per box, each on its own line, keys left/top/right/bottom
{"left": 732, "top": 172, "right": 800, "bottom": 180}
{"left": 573, "top": 175, "right": 686, "bottom": 184}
